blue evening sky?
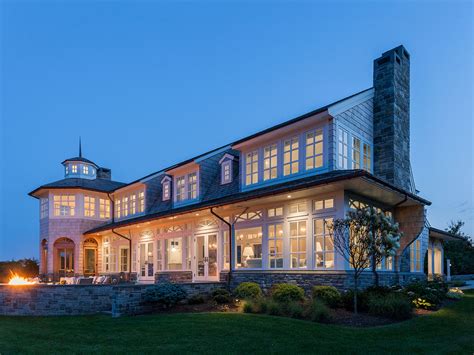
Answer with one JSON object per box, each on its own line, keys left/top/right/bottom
{"left": 1, "top": 1, "right": 472, "bottom": 260}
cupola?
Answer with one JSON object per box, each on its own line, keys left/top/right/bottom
{"left": 62, "top": 138, "right": 98, "bottom": 180}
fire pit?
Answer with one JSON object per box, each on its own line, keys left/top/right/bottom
{"left": 7, "top": 272, "right": 37, "bottom": 285}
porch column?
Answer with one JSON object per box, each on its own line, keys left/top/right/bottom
{"left": 231, "top": 223, "right": 236, "bottom": 272}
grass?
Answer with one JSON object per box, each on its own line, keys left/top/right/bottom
{"left": 0, "top": 291, "right": 473, "bottom": 354}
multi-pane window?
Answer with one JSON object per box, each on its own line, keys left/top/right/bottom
{"left": 290, "top": 220, "right": 307, "bottom": 269}
{"left": 314, "top": 217, "right": 334, "bottom": 269}
{"left": 352, "top": 137, "right": 361, "bottom": 169}
{"left": 156, "top": 240, "right": 163, "bottom": 271}
{"left": 130, "top": 194, "right": 137, "bottom": 215}
{"left": 165, "top": 237, "right": 183, "bottom": 270}
{"left": 115, "top": 199, "right": 121, "bottom": 219}
{"left": 188, "top": 173, "right": 197, "bottom": 199}
{"left": 410, "top": 239, "right": 422, "bottom": 272}
{"left": 53, "top": 195, "right": 76, "bottom": 216}
{"left": 363, "top": 143, "right": 372, "bottom": 172}
{"left": 377, "top": 256, "right": 393, "bottom": 270}
{"left": 338, "top": 128, "right": 349, "bottom": 169}
{"left": 305, "top": 130, "right": 323, "bottom": 170}
{"left": 84, "top": 196, "right": 96, "bottom": 217}
{"left": 83, "top": 165, "right": 89, "bottom": 174}
{"left": 99, "top": 198, "right": 110, "bottom": 219}
{"left": 40, "top": 198, "right": 49, "bottom": 219}
{"left": 176, "top": 176, "right": 186, "bottom": 202}
{"left": 120, "top": 248, "right": 129, "bottom": 272}
{"left": 65, "top": 165, "right": 69, "bottom": 175}
{"left": 72, "top": 165, "right": 77, "bottom": 173}
{"left": 138, "top": 191, "right": 145, "bottom": 212}
{"left": 263, "top": 144, "right": 278, "bottom": 181}
{"left": 162, "top": 181, "right": 170, "bottom": 200}
{"left": 103, "top": 245, "right": 117, "bottom": 273}
{"left": 245, "top": 151, "right": 259, "bottom": 185}
{"left": 122, "top": 196, "right": 129, "bottom": 217}
{"left": 314, "top": 198, "right": 334, "bottom": 211}
{"left": 223, "top": 230, "right": 230, "bottom": 270}
{"left": 221, "top": 160, "right": 232, "bottom": 184}
{"left": 289, "top": 202, "right": 307, "bottom": 214}
{"left": 268, "top": 223, "right": 283, "bottom": 269}
{"left": 284, "top": 137, "right": 299, "bottom": 176}
{"left": 267, "top": 207, "right": 283, "bottom": 218}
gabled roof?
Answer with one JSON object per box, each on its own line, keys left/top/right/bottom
{"left": 29, "top": 178, "right": 126, "bottom": 198}
{"left": 85, "top": 169, "right": 430, "bottom": 235}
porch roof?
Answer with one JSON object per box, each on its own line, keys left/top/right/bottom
{"left": 84, "top": 169, "right": 430, "bottom": 235}
{"left": 429, "top": 227, "right": 465, "bottom": 242}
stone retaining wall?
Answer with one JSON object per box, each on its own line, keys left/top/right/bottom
{"left": 0, "top": 285, "right": 113, "bottom": 316}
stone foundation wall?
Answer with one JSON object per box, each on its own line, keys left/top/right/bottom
{"left": 0, "top": 285, "right": 113, "bottom": 316}
{"left": 155, "top": 271, "right": 193, "bottom": 283}
{"left": 225, "top": 271, "right": 426, "bottom": 293}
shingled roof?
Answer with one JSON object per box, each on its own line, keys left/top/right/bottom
{"left": 29, "top": 178, "right": 126, "bottom": 197}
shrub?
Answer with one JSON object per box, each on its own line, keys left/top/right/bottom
{"left": 312, "top": 286, "right": 341, "bottom": 308}
{"left": 303, "top": 299, "right": 332, "bottom": 323}
{"left": 404, "top": 279, "right": 449, "bottom": 309}
{"left": 365, "top": 285, "right": 392, "bottom": 297}
{"left": 212, "top": 288, "right": 232, "bottom": 304}
{"left": 341, "top": 289, "right": 369, "bottom": 312}
{"left": 450, "top": 280, "right": 466, "bottom": 287}
{"left": 187, "top": 294, "right": 205, "bottom": 305}
{"left": 242, "top": 301, "right": 254, "bottom": 313}
{"left": 271, "top": 283, "right": 305, "bottom": 304}
{"left": 286, "top": 301, "right": 304, "bottom": 319}
{"left": 446, "top": 288, "right": 464, "bottom": 300}
{"left": 234, "top": 282, "right": 263, "bottom": 300}
{"left": 412, "top": 298, "right": 436, "bottom": 310}
{"left": 143, "top": 283, "right": 187, "bottom": 308}
{"left": 367, "top": 293, "right": 412, "bottom": 320}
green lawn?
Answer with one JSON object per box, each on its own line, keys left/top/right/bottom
{"left": 1, "top": 291, "right": 473, "bottom": 354}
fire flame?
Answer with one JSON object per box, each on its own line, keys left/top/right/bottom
{"left": 8, "top": 272, "right": 35, "bottom": 285}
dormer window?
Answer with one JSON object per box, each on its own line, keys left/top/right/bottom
{"left": 219, "top": 153, "right": 235, "bottom": 184}
{"left": 161, "top": 176, "right": 171, "bottom": 201}
{"left": 83, "top": 165, "right": 89, "bottom": 174}
{"left": 72, "top": 164, "right": 78, "bottom": 173}
{"left": 174, "top": 172, "right": 199, "bottom": 203}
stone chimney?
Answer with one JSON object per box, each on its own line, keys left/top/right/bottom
{"left": 97, "top": 167, "right": 112, "bottom": 180}
{"left": 373, "top": 45, "right": 412, "bottom": 191}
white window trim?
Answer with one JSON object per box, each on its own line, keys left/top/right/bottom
{"left": 173, "top": 171, "right": 200, "bottom": 203}
{"left": 161, "top": 176, "right": 172, "bottom": 201}
{"left": 221, "top": 160, "right": 233, "bottom": 185}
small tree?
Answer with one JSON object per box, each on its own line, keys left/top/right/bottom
{"left": 327, "top": 207, "right": 401, "bottom": 313}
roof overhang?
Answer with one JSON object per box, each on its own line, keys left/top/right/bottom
{"left": 429, "top": 227, "right": 465, "bottom": 242}
{"left": 28, "top": 186, "right": 114, "bottom": 199}
{"left": 85, "top": 170, "right": 430, "bottom": 235}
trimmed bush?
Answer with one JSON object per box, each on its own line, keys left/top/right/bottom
{"left": 271, "top": 283, "right": 305, "bottom": 304}
{"left": 312, "top": 286, "right": 341, "bottom": 308}
{"left": 367, "top": 293, "right": 412, "bottom": 320}
{"left": 187, "top": 294, "right": 205, "bottom": 305}
{"left": 143, "top": 283, "right": 187, "bottom": 308}
{"left": 303, "top": 299, "right": 332, "bottom": 323}
{"left": 212, "top": 288, "right": 232, "bottom": 304}
{"left": 234, "top": 282, "right": 263, "bottom": 300}
{"left": 286, "top": 301, "right": 304, "bottom": 319}
{"left": 341, "top": 289, "right": 369, "bottom": 312}
{"left": 242, "top": 301, "right": 254, "bottom": 313}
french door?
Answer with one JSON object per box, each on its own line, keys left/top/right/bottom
{"left": 194, "top": 234, "right": 218, "bottom": 281}
{"left": 138, "top": 242, "right": 154, "bottom": 282}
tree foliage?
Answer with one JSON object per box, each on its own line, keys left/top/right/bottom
{"left": 444, "top": 220, "right": 474, "bottom": 275}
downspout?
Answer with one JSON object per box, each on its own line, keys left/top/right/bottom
{"left": 107, "top": 192, "right": 132, "bottom": 279}
{"left": 210, "top": 206, "right": 248, "bottom": 289}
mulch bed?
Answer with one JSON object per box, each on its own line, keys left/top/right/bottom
{"left": 328, "top": 308, "right": 398, "bottom": 327}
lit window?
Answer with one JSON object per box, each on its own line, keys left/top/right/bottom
{"left": 84, "top": 196, "right": 96, "bottom": 217}
{"left": 83, "top": 165, "right": 89, "bottom": 174}
{"left": 314, "top": 198, "right": 334, "bottom": 211}
{"left": 122, "top": 196, "right": 129, "bottom": 217}
{"left": 223, "top": 230, "right": 230, "bottom": 270}
{"left": 263, "top": 144, "right": 278, "bottom": 181}
{"left": 40, "top": 198, "right": 49, "bottom": 219}
{"left": 65, "top": 165, "right": 69, "bottom": 175}
{"left": 289, "top": 202, "right": 307, "bottom": 214}
{"left": 235, "top": 227, "right": 262, "bottom": 269}
{"left": 72, "top": 165, "right": 77, "bottom": 173}
{"left": 290, "top": 221, "right": 307, "bottom": 269}
{"left": 284, "top": 137, "right": 299, "bottom": 176}
{"left": 221, "top": 160, "right": 232, "bottom": 184}
{"left": 352, "top": 137, "right": 361, "bottom": 169}
{"left": 236, "top": 210, "right": 262, "bottom": 222}
{"left": 120, "top": 248, "right": 129, "bottom": 272}
{"left": 103, "top": 243, "right": 116, "bottom": 273}
{"left": 156, "top": 240, "right": 163, "bottom": 271}
{"left": 138, "top": 191, "right": 145, "bottom": 212}
{"left": 267, "top": 207, "right": 283, "bottom": 218}
{"left": 188, "top": 173, "right": 197, "bottom": 199}
{"left": 245, "top": 151, "right": 259, "bottom": 185}
{"left": 162, "top": 181, "right": 171, "bottom": 200}
{"left": 176, "top": 176, "right": 186, "bottom": 202}
{"left": 377, "top": 256, "right": 393, "bottom": 270}
{"left": 99, "top": 198, "right": 110, "bottom": 219}
{"left": 53, "top": 195, "right": 76, "bottom": 216}
{"left": 130, "top": 194, "right": 137, "bottom": 215}
{"left": 268, "top": 223, "right": 284, "bottom": 269}
{"left": 348, "top": 199, "right": 368, "bottom": 210}
{"left": 165, "top": 237, "right": 183, "bottom": 270}
{"left": 363, "top": 143, "right": 372, "bottom": 172}
{"left": 410, "top": 239, "right": 422, "bottom": 272}
{"left": 305, "top": 130, "right": 323, "bottom": 170}
{"left": 314, "top": 217, "right": 334, "bottom": 269}
{"left": 337, "top": 129, "right": 349, "bottom": 169}
{"left": 115, "top": 199, "right": 121, "bottom": 219}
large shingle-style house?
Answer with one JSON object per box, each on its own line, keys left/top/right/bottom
{"left": 29, "top": 46, "right": 458, "bottom": 287}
